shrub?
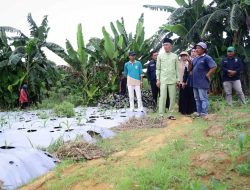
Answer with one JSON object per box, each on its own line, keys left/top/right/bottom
{"left": 53, "top": 101, "right": 75, "bottom": 118}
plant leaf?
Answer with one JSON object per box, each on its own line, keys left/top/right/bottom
{"left": 175, "top": 0, "right": 188, "bottom": 6}
{"left": 162, "top": 24, "right": 188, "bottom": 37}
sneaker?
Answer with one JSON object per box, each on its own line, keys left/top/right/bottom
{"left": 200, "top": 114, "right": 209, "bottom": 120}
{"left": 168, "top": 115, "right": 176, "bottom": 120}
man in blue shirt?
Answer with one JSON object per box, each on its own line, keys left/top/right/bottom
{"left": 124, "top": 51, "right": 144, "bottom": 112}
{"left": 222, "top": 46, "right": 246, "bottom": 106}
{"left": 189, "top": 42, "right": 217, "bottom": 117}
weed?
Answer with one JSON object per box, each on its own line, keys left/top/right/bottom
{"left": 46, "top": 137, "right": 64, "bottom": 154}
{"left": 53, "top": 101, "right": 75, "bottom": 118}
{"left": 37, "top": 111, "right": 49, "bottom": 119}
{"left": 173, "top": 139, "right": 186, "bottom": 152}
{"left": 194, "top": 168, "right": 208, "bottom": 177}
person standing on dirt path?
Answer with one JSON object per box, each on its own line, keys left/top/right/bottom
{"left": 19, "top": 84, "right": 29, "bottom": 109}
{"left": 124, "top": 51, "right": 144, "bottom": 112}
{"left": 156, "top": 38, "right": 180, "bottom": 120}
{"left": 221, "top": 46, "right": 246, "bottom": 106}
{"left": 147, "top": 50, "right": 159, "bottom": 110}
{"left": 147, "top": 50, "right": 170, "bottom": 111}
{"left": 189, "top": 42, "right": 217, "bottom": 117}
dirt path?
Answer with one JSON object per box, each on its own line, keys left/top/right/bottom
{"left": 19, "top": 117, "right": 193, "bottom": 190}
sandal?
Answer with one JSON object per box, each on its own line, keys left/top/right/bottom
{"left": 168, "top": 116, "right": 176, "bottom": 120}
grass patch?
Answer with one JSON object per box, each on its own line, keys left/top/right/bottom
{"left": 53, "top": 101, "right": 75, "bottom": 118}
{"left": 26, "top": 97, "right": 250, "bottom": 190}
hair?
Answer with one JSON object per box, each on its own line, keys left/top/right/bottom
{"left": 150, "top": 50, "right": 158, "bottom": 57}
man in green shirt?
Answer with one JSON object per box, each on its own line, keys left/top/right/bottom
{"left": 156, "top": 38, "right": 180, "bottom": 119}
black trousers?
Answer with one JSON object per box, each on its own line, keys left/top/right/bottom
{"left": 150, "top": 81, "right": 169, "bottom": 109}
{"left": 178, "top": 86, "right": 196, "bottom": 115}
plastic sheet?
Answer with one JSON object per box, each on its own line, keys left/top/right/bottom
{"left": 0, "top": 107, "right": 145, "bottom": 189}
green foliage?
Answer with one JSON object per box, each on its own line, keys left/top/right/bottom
{"left": 37, "top": 111, "right": 49, "bottom": 119}
{"left": 0, "top": 14, "right": 60, "bottom": 109}
{"left": 53, "top": 101, "right": 75, "bottom": 118}
{"left": 236, "top": 162, "right": 250, "bottom": 176}
{"left": 209, "top": 96, "right": 226, "bottom": 113}
{"left": 236, "top": 133, "right": 250, "bottom": 176}
{"left": 144, "top": 0, "right": 250, "bottom": 93}
{"left": 239, "top": 133, "right": 247, "bottom": 152}
{"left": 173, "top": 139, "right": 186, "bottom": 152}
{"left": 46, "top": 137, "right": 64, "bottom": 154}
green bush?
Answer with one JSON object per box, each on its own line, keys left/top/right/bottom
{"left": 53, "top": 101, "right": 75, "bottom": 118}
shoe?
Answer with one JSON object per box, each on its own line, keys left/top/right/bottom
{"left": 200, "top": 114, "right": 209, "bottom": 120}
{"left": 191, "top": 112, "right": 200, "bottom": 119}
{"left": 168, "top": 116, "right": 176, "bottom": 120}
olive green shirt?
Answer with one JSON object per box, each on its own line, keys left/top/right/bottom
{"left": 156, "top": 52, "right": 180, "bottom": 84}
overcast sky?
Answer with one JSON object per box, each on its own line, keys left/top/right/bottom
{"left": 1, "top": 0, "right": 211, "bottom": 64}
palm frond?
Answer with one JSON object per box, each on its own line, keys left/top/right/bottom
{"left": 168, "top": 7, "right": 191, "bottom": 24}
{"left": 0, "top": 26, "right": 26, "bottom": 37}
{"left": 27, "top": 13, "right": 38, "bottom": 37}
{"left": 143, "top": 4, "right": 176, "bottom": 12}
{"left": 184, "top": 13, "right": 209, "bottom": 40}
{"left": 230, "top": 4, "right": 244, "bottom": 31}
{"left": 201, "top": 9, "right": 229, "bottom": 37}
{"left": 45, "top": 42, "right": 69, "bottom": 61}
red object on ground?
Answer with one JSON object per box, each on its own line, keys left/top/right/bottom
{"left": 19, "top": 89, "right": 28, "bottom": 103}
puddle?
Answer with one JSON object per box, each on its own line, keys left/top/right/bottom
{"left": 120, "top": 115, "right": 127, "bottom": 117}
{"left": 25, "top": 120, "right": 31, "bottom": 123}
{"left": 50, "top": 130, "right": 55, "bottom": 133}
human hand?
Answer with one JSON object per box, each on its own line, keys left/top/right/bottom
{"left": 206, "top": 74, "right": 211, "bottom": 81}
{"left": 156, "top": 80, "right": 160, "bottom": 88}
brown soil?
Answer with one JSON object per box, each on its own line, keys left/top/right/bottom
{"left": 115, "top": 116, "right": 167, "bottom": 131}
{"left": 56, "top": 141, "right": 104, "bottom": 161}
{"left": 73, "top": 181, "right": 113, "bottom": 190}
{"left": 191, "top": 151, "right": 231, "bottom": 179}
{"left": 204, "top": 125, "right": 224, "bottom": 138}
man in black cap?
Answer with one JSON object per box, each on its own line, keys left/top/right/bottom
{"left": 147, "top": 50, "right": 170, "bottom": 111}
{"left": 156, "top": 38, "right": 180, "bottom": 119}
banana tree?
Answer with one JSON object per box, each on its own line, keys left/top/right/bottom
{"left": 48, "top": 23, "right": 102, "bottom": 103}
{"left": 144, "top": 0, "right": 250, "bottom": 92}
{"left": 0, "top": 13, "right": 60, "bottom": 107}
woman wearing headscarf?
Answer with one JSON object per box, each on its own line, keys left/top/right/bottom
{"left": 178, "top": 51, "right": 196, "bottom": 115}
